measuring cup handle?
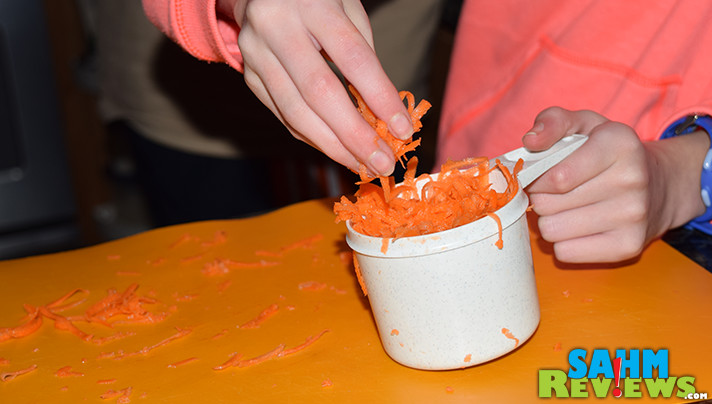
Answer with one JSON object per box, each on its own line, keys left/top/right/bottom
{"left": 490, "top": 134, "right": 589, "bottom": 188}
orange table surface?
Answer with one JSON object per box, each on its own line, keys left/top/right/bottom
{"left": 1, "top": 199, "right": 711, "bottom": 403}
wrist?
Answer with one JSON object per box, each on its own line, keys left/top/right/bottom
{"left": 658, "top": 115, "right": 712, "bottom": 234}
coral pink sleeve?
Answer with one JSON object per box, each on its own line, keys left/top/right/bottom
{"left": 142, "top": 0, "right": 244, "bottom": 72}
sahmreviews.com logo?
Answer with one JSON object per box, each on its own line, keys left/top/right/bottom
{"left": 538, "top": 349, "right": 707, "bottom": 400}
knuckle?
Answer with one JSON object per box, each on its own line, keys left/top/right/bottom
{"left": 301, "top": 71, "right": 339, "bottom": 102}
{"left": 547, "top": 164, "right": 576, "bottom": 193}
{"left": 615, "top": 231, "right": 646, "bottom": 260}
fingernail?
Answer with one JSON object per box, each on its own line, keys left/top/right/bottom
{"left": 390, "top": 112, "right": 413, "bottom": 140}
{"left": 368, "top": 149, "right": 394, "bottom": 176}
{"left": 524, "top": 122, "right": 544, "bottom": 136}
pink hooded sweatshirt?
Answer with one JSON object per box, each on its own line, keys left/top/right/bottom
{"left": 142, "top": 0, "right": 712, "bottom": 162}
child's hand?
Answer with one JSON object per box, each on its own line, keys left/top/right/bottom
{"left": 223, "top": 0, "right": 413, "bottom": 176}
{"left": 522, "top": 107, "right": 708, "bottom": 263}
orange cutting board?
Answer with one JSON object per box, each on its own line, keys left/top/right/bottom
{"left": 1, "top": 199, "right": 710, "bottom": 403}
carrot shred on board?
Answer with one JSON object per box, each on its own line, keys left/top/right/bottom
{"left": 99, "top": 327, "right": 192, "bottom": 360}
{"left": 464, "top": 354, "right": 472, "bottom": 363}
{"left": 99, "top": 386, "right": 132, "bottom": 402}
{"left": 501, "top": 327, "right": 520, "bottom": 347}
{"left": 97, "top": 379, "right": 117, "bottom": 384}
{"left": 201, "top": 258, "right": 279, "bottom": 276}
{"left": 214, "top": 330, "right": 329, "bottom": 370}
{"left": 201, "top": 230, "right": 227, "bottom": 247}
{"left": 219, "top": 344, "right": 285, "bottom": 370}
{"left": 334, "top": 87, "right": 523, "bottom": 249}
{"left": 238, "top": 304, "right": 279, "bottom": 329}
{"left": 80, "top": 283, "right": 165, "bottom": 326}
{"left": 278, "top": 329, "right": 329, "bottom": 357}
{"left": 216, "top": 280, "right": 232, "bottom": 293}
{"left": 390, "top": 329, "right": 399, "bottom": 336}
{"left": 167, "top": 357, "right": 198, "bottom": 368}
{"left": 321, "top": 378, "right": 334, "bottom": 388}
{"left": 54, "top": 366, "right": 84, "bottom": 377}
{"left": 0, "top": 358, "right": 9, "bottom": 365}
{"left": 256, "top": 234, "right": 324, "bottom": 257}
{"left": 210, "top": 329, "right": 229, "bottom": 340}
{"left": 298, "top": 281, "right": 327, "bottom": 291}
{"left": 1, "top": 364, "right": 38, "bottom": 382}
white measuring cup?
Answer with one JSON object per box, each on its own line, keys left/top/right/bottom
{"left": 346, "top": 134, "right": 587, "bottom": 370}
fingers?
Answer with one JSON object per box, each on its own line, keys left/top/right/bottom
{"left": 522, "top": 111, "right": 652, "bottom": 263}
{"left": 306, "top": 2, "right": 413, "bottom": 140}
{"left": 239, "top": 1, "right": 402, "bottom": 176}
{"left": 242, "top": 51, "right": 393, "bottom": 176}
{"left": 526, "top": 121, "right": 635, "bottom": 195}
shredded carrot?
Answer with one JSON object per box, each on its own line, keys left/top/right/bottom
{"left": 321, "top": 378, "right": 333, "bottom": 388}
{"left": 180, "top": 253, "right": 205, "bottom": 264}
{"left": 100, "top": 386, "right": 132, "bottom": 402}
{"left": 280, "top": 234, "right": 324, "bottom": 253}
{"left": 80, "top": 283, "right": 165, "bottom": 326}
{"left": 222, "top": 345, "right": 285, "bottom": 369}
{"left": 390, "top": 329, "right": 399, "bottom": 336}
{"left": 334, "top": 87, "right": 523, "bottom": 249}
{"left": 0, "top": 358, "right": 9, "bottom": 365}
{"left": 201, "top": 230, "right": 227, "bottom": 247}
{"left": 335, "top": 157, "right": 522, "bottom": 241}
{"left": 328, "top": 286, "right": 347, "bottom": 295}
{"left": 147, "top": 257, "right": 167, "bottom": 267}
{"left": 238, "top": 304, "right": 279, "bottom": 329}
{"left": 91, "top": 332, "right": 135, "bottom": 346}
{"left": 212, "top": 353, "right": 244, "bottom": 371}
{"left": 381, "top": 238, "right": 390, "bottom": 254}
{"left": 210, "top": 329, "right": 229, "bottom": 340}
{"left": 352, "top": 254, "right": 368, "bottom": 296}
{"left": 45, "top": 288, "right": 89, "bottom": 312}
{"left": 99, "top": 327, "right": 191, "bottom": 360}
{"left": 553, "top": 342, "right": 562, "bottom": 352}
{"left": 167, "top": 357, "right": 198, "bottom": 368}
{"left": 501, "top": 327, "right": 520, "bottom": 347}
{"left": 214, "top": 330, "right": 329, "bottom": 370}
{"left": 133, "top": 327, "right": 192, "bottom": 355}
{"left": 298, "top": 281, "right": 327, "bottom": 291}
{"left": 278, "top": 329, "right": 329, "bottom": 357}
{"left": 172, "top": 292, "right": 199, "bottom": 302}
{"left": 348, "top": 84, "right": 429, "bottom": 179}
{"left": 1, "top": 364, "right": 37, "bottom": 382}
{"left": 98, "top": 379, "right": 117, "bottom": 384}
{"left": 216, "top": 280, "right": 232, "bottom": 293}
{"left": 169, "top": 234, "right": 198, "bottom": 249}
{"left": 446, "top": 386, "right": 455, "bottom": 394}
{"left": 256, "top": 234, "right": 324, "bottom": 257}
{"left": 486, "top": 213, "right": 504, "bottom": 249}
{"left": 201, "top": 258, "right": 279, "bottom": 276}
{"left": 464, "top": 354, "right": 472, "bottom": 363}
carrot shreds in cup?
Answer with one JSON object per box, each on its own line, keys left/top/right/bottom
{"left": 335, "top": 87, "right": 522, "bottom": 246}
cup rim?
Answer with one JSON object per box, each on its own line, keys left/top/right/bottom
{"left": 345, "top": 180, "right": 529, "bottom": 258}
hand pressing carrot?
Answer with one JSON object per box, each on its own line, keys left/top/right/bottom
{"left": 217, "top": 0, "right": 413, "bottom": 177}
{"left": 523, "top": 107, "right": 708, "bottom": 263}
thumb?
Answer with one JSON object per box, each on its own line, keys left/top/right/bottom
{"left": 522, "top": 107, "right": 606, "bottom": 151}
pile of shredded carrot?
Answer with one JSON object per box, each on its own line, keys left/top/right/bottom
{"left": 334, "top": 86, "right": 522, "bottom": 242}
